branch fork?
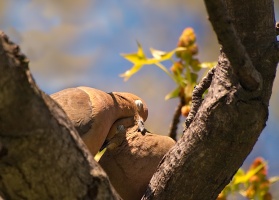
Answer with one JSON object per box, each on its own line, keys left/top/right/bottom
{"left": 204, "top": 0, "right": 263, "bottom": 91}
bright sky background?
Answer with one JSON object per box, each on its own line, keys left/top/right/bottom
{"left": 1, "top": 0, "right": 279, "bottom": 197}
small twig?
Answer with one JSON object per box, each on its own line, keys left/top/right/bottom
{"left": 184, "top": 67, "right": 215, "bottom": 131}
{"left": 0, "top": 32, "right": 29, "bottom": 67}
{"left": 204, "top": 0, "right": 262, "bottom": 91}
{"left": 168, "top": 97, "right": 185, "bottom": 141}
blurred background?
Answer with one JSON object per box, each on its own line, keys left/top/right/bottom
{"left": 1, "top": 0, "right": 279, "bottom": 198}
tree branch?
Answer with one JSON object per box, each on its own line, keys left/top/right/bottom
{"left": 168, "top": 98, "right": 184, "bottom": 141}
{"left": 143, "top": 0, "right": 278, "bottom": 199}
{"left": 204, "top": 0, "right": 262, "bottom": 91}
{"left": 143, "top": 52, "right": 267, "bottom": 200}
{"left": 185, "top": 66, "right": 215, "bottom": 129}
{"left": 0, "top": 32, "right": 120, "bottom": 199}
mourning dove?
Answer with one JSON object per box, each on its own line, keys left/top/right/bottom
{"left": 51, "top": 86, "right": 148, "bottom": 156}
{"left": 51, "top": 87, "right": 175, "bottom": 199}
{"left": 99, "top": 124, "right": 175, "bottom": 200}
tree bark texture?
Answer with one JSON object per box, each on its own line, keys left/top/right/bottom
{"left": 0, "top": 33, "right": 120, "bottom": 199}
{"left": 143, "top": 0, "right": 278, "bottom": 199}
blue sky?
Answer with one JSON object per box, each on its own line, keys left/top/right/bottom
{"left": 1, "top": 0, "right": 279, "bottom": 195}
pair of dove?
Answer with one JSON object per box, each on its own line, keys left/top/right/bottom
{"left": 51, "top": 86, "right": 175, "bottom": 200}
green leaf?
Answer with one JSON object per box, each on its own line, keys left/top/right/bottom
{"left": 245, "top": 162, "right": 265, "bottom": 179}
{"left": 120, "top": 43, "right": 188, "bottom": 82}
{"left": 150, "top": 48, "right": 168, "bottom": 59}
{"left": 121, "top": 42, "right": 146, "bottom": 64}
{"left": 190, "top": 73, "right": 198, "bottom": 83}
{"left": 121, "top": 52, "right": 145, "bottom": 63}
{"left": 269, "top": 176, "right": 279, "bottom": 184}
{"left": 137, "top": 41, "right": 145, "bottom": 58}
{"left": 234, "top": 163, "right": 266, "bottom": 184}
{"left": 184, "top": 65, "right": 192, "bottom": 83}
{"left": 234, "top": 168, "right": 245, "bottom": 179}
{"left": 150, "top": 47, "right": 187, "bottom": 62}
{"left": 94, "top": 148, "right": 106, "bottom": 162}
{"left": 120, "top": 64, "right": 143, "bottom": 81}
{"left": 191, "top": 63, "right": 201, "bottom": 72}
{"left": 165, "top": 87, "right": 181, "bottom": 100}
{"left": 173, "top": 71, "right": 186, "bottom": 87}
{"left": 200, "top": 61, "right": 217, "bottom": 69}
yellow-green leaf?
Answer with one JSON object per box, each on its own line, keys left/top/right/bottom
{"left": 121, "top": 52, "right": 146, "bottom": 63}
{"left": 190, "top": 73, "right": 198, "bottom": 83}
{"left": 137, "top": 41, "right": 145, "bottom": 58}
{"left": 234, "top": 168, "right": 245, "bottom": 179}
{"left": 150, "top": 48, "right": 174, "bottom": 61}
{"left": 165, "top": 87, "right": 181, "bottom": 100}
{"left": 150, "top": 47, "right": 187, "bottom": 62}
{"left": 150, "top": 48, "right": 168, "bottom": 59}
{"left": 94, "top": 148, "right": 106, "bottom": 162}
{"left": 234, "top": 163, "right": 265, "bottom": 184}
{"left": 120, "top": 64, "right": 143, "bottom": 81}
{"left": 200, "top": 62, "right": 217, "bottom": 69}
{"left": 120, "top": 42, "right": 146, "bottom": 64}
{"left": 269, "top": 176, "right": 279, "bottom": 184}
{"left": 191, "top": 63, "right": 202, "bottom": 72}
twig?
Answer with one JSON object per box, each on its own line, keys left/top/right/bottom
{"left": 184, "top": 67, "right": 215, "bottom": 130}
{"left": 204, "top": 0, "right": 262, "bottom": 91}
{"left": 168, "top": 97, "right": 185, "bottom": 141}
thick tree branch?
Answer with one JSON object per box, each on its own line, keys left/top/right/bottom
{"left": 0, "top": 32, "right": 120, "bottom": 199}
{"left": 224, "top": 0, "right": 278, "bottom": 105}
{"left": 144, "top": 52, "right": 268, "bottom": 200}
{"left": 143, "top": 0, "right": 278, "bottom": 199}
{"left": 204, "top": 0, "right": 262, "bottom": 91}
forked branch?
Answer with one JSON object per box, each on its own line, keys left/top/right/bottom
{"left": 204, "top": 0, "right": 262, "bottom": 91}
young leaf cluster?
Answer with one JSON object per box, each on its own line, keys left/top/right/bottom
{"left": 120, "top": 28, "right": 215, "bottom": 117}
{"left": 218, "top": 157, "right": 279, "bottom": 200}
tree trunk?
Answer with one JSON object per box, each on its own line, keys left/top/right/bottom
{"left": 143, "top": 0, "right": 278, "bottom": 199}
{"left": 0, "top": 32, "right": 120, "bottom": 199}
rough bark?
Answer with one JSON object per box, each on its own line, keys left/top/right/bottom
{"left": 143, "top": 0, "right": 278, "bottom": 199}
{"left": 0, "top": 33, "right": 120, "bottom": 199}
